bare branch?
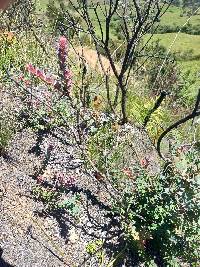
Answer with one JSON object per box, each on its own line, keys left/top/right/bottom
{"left": 157, "top": 89, "right": 200, "bottom": 160}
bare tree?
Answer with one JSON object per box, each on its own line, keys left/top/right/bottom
{"left": 52, "top": 0, "right": 173, "bottom": 123}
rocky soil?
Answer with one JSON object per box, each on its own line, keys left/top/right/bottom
{"left": 0, "top": 85, "right": 160, "bottom": 267}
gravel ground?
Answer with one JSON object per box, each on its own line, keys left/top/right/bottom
{"left": 0, "top": 127, "right": 118, "bottom": 267}
{"left": 0, "top": 85, "right": 117, "bottom": 267}
{"left": 0, "top": 85, "right": 161, "bottom": 267}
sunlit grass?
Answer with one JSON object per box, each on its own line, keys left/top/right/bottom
{"left": 160, "top": 5, "right": 200, "bottom": 27}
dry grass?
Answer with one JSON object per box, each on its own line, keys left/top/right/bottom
{"left": 73, "top": 46, "right": 120, "bottom": 75}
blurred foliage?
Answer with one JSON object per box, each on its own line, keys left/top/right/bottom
{"left": 46, "top": 0, "right": 84, "bottom": 37}
{"left": 0, "top": 115, "right": 15, "bottom": 152}
{"left": 0, "top": 0, "right": 35, "bottom": 31}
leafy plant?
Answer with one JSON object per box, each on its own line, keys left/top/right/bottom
{"left": 32, "top": 185, "right": 81, "bottom": 216}
{"left": 0, "top": 120, "right": 14, "bottom": 153}
{"left": 0, "top": 108, "right": 18, "bottom": 154}
{"left": 57, "top": 194, "right": 81, "bottom": 216}
{"left": 111, "top": 147, "right": 200, "bottom": 266}
{"left": 86, "top": 239, "right": 103, "bottom": 255}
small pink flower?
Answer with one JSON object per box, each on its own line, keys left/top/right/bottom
{"left": 19, "top": 74, "right": 24, "bottom": 81}
{"left": 140, "top": 157, "right": 150, "bottom": 168}
{"left": 25, "top": 80, "right": 31, "bottom": 86}
{"left": 64, "top": 69, "right": 71, "bottom": 77}
{"left": 56, "top": 172, "right": 76, "bottom": 187}
{"left": 37, "top": 175, "right": 44, "bottom": 183}
{"left": 45, "top": 76, "right": 54, "bottom": 85}
{"left": 64, "top": 69, "right": 72, "bottom": 92}
{"left": 54, "top": 81, "right": 61, "bottom": 90}
{"left": 26, "top": 63, "right": 36, "bottom": 74}
{"left": 36, "top": 69, "right": 45, "bottom": 80}
{"left": 123, "top": 168, "right": 133, "bottom": 178}
{"left": 59, "top": 36, "right": 68, "bottom": 51}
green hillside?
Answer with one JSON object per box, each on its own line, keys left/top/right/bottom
{"left": 160, "top": 5, "right": 200, "bottom": 27}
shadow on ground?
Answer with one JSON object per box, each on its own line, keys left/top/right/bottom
{"left": 0, "top": 249, "right": 15, "bottom": 267}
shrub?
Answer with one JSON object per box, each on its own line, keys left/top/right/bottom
{"left": 0, "top": 0, "right": 35, "bottom": 31}
{"left": 142, "top": 41, "right": 180, "bottom": 97}
{"left": 110, "top": 146, "right": 200, "bottom": 266}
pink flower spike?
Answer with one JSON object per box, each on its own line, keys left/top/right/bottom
{"left": 26, "top": 63, "right": 36, "bottom": 74}
{"left": 36, "top": 69, "right": 45, "bottom": 80}
{"left": 59, "top": 36, "right": 68, "bottom": 53}
{"left": 58, "top": 36, "right": 68, "bottom": 66}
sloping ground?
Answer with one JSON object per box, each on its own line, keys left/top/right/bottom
{"left": 0, "top": 130, "right": 67, "bottom": 267}
{"left": 0, "top": 127, "right": 113, "bottom": 267}
{"left": 0, "top": 86, "right": 160, "bottom": 266}
{"left": 147, "top": 33, "right": 200, "bottom": 58}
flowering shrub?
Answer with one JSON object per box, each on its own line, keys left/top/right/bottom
{"left": 111, "top": 146, "right": 200, "bottom": 266}
{"left": 24, "top": 36, "right": 72, "bottom": 94}
{"left": 16, "top": 36, "right": 75, "bottom": 133}
{"left": 85, "top": 115, "right": 200, "bottom": 265}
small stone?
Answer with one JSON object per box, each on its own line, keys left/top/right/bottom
{"left": 68, "top": 229, "right": 79, "bottom": 244}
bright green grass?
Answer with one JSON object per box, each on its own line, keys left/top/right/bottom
{"left": 146, "top": 33, "right": 200, "bottom": 58}
{"left": 36, "top": 0, "right": 49, "bottom": 12}
{"left": 145, "top": 32, "right": 200, "bottom": 77}
{"left": 160, "top": 5, "right": 200, "bottom": 27}
{"left": 178, "top": 60, "right": 200, "bottom": 100}
{"left": 180, "top": 60, "right": 200, "bottom": 73}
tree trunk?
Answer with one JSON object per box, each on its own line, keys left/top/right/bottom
{"left": 121, "top": 87, "right": 127, "bottom": 124}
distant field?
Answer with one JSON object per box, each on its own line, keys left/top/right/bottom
{"left": 36, "top": 2, "right": 200, "bottom": 75}
{"left": 145, "top": 32, "right": 200, "bottom": 83}
{"left": 146, "top": 33, "right": 200, "bottom": 58}
{"left": 160, "top": 5, "right": 200, "bottom": 27}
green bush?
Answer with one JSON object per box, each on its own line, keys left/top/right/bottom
{"left": 111, "top": 146, "right": 200, "bottom": 266}
{"left": 154, "top": 22, "right": 200, "bottom": 35}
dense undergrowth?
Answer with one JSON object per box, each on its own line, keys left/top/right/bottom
{"left": 0, "top": 1, "right": 200, "bottom": 266}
